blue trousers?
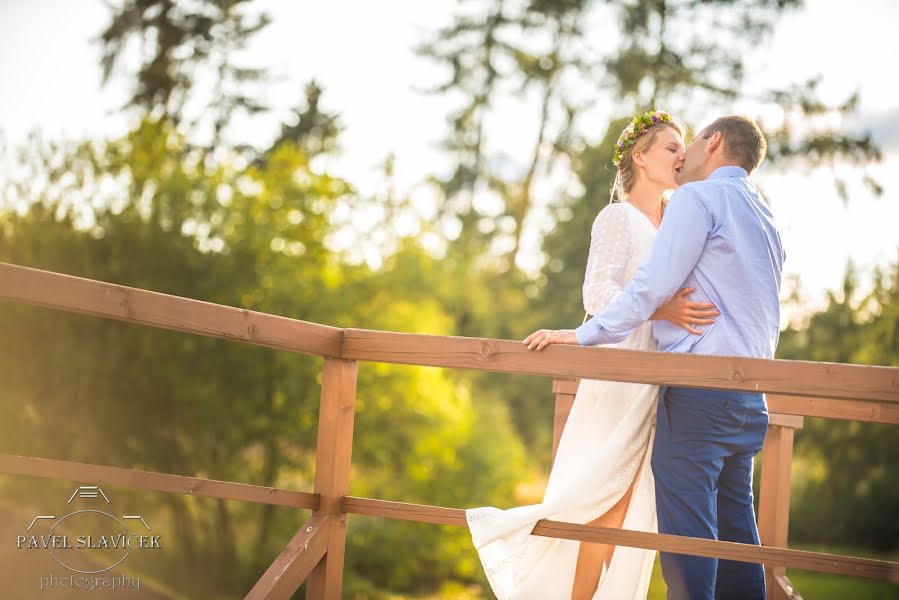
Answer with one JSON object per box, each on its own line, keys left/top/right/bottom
{"left": 651, "top": 386, "right": 769, "bottom": 600}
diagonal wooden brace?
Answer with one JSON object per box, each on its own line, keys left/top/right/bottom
{"left": 245, "top": 513, "right": 332, "bottom": 600}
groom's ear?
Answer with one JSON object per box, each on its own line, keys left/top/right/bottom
{"left": 706, "top": 131, "right": 724, "bottom": 155}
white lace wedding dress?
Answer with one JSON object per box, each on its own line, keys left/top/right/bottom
{"left": 467, "top": 201, "right": 661, "bottom": 600}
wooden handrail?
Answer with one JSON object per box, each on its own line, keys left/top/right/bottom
{"left": 1, "top": 263, "right": 896, "bottom": 404}
{"left": 0, "top": 262, "right": 344, "bottom": 358}
{"left": 553, "top": 377, "right": 899, "bottom": 424}
{"left": 0, "top": 454, "right": 320, "bottom": 509}
{"left": 340, "top": 328, "right": 898, "bottom": 401}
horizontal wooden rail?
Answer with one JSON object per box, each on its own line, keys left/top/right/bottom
{"left": 0, "top": 262, "right": 344, "bottom": 358}
{"left": 767, "top": 394, "right": 899, "bottom": 425}
{"left": 767, "top": 413, "right": 804, "bottom": 429}
{"left": 344, "top": 329, "right": 899, "bottom": 403}
{"left": 552, "top": 380, "right": 899, "bottom": 423}
{"left": 342, "top": 496, "right": 899, "bottom": 582}
{"left": 3, "top": 263, "right": 897, "bottom": 405}
{"left": 0, "top": 455, "right": 319, "bottom": 509}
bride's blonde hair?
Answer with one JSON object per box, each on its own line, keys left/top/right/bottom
{"left": 610, "top": 116, "right": 684, "bottom": 203}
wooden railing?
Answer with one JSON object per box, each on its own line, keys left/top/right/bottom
{"left": 1, "top": 261, "right": 897, "bottom": 599}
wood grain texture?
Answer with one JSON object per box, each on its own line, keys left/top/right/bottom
{"left": 767, "top": 413, "right": 804, "bottom": 429}
{"left": 245, "top": 514, "right": 330, "bottom": 600}
{"left": 553, "top": 378, "right": 581, "bottom": 395}
{"left": 0, "top": 454, "right": 319, "bottom": 508}
{"left": 557, "top": 381, "right": 898, "bottom": 423}
{"left": 306, "top": 358, "right": 358, "bottom": 599}
{"left": 759, "top": 425, "right": 796, "bottom": 596}
{"left": 342, "top": 329, "right": 899, "bottom": 402}
{"left": 0, "top": 262, "right": 344, "bottom": 357}
{"left": 3, "top": 262, "right": 896, "bottom": 405}
{"left": 342, "top": 496, "right": 899, "bottom": 581}
{"left": 552, "top": 392, "right": 576, "bottom": 465}
{"left": 767, "top": 394, "right": 899, "bottom": 424}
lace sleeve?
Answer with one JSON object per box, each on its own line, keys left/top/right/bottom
{"left": 583, "top": 204, "right": 632, "bottom": 316}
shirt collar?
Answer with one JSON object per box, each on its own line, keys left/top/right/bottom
{"left": 708, "top": 166, "right": 748, "bottom": 180}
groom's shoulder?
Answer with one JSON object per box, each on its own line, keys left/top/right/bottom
{"left": 669, "top": 181, "right": 711, "bottom": 205}
{"left": 682, "top": 178, "right": 723, "bottom": 193}
{"left": 671, "top": 176, "right": 736, "bottom": 204}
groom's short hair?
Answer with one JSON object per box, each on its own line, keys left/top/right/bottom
{"left": 702, "top": 116, "right": 767, "bottom": 174}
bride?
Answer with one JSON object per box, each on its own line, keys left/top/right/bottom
{"left": 467, "top": 111, "right": 718, "bottom": 599}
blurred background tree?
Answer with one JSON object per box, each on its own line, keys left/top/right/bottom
{"left": 776, "top": 261, "right": 899, "bottom": 551}
{"left": 0, "top": 0, "right": 895, "bottom": 598}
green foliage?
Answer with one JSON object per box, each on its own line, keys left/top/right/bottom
{"left": 0, "top": 113, "right": 531, "bottom": 596}
{"left": 777, "top": 263, "right": 899, "bottom": 552}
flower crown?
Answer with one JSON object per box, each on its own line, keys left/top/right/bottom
{"left": 612, "top": 110, "right": 674, "bottom": 166}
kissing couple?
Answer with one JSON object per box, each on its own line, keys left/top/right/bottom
{"left": 467, "top": 112, "right": 784, "bottom": 600}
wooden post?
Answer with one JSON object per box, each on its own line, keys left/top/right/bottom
{"left": 758, "top": 413, "right": 804, "bottom": 600}
{"left": 307, "top": 358, "right": 358, "bottom": 599}
{"left": 551, "top": 378, "right": 579, "bottom": 466}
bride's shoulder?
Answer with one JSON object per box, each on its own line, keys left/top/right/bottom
{"left": 594, "top": 202, "right": 630, "bottom": 225}
{"left": 602, "top": 201, "right": 629, "bottom": 212}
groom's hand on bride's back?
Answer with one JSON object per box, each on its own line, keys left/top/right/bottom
{"left": 523, "top": 329, "right": 579, "bottom": 351}
{"left": 650, "top": 287, "right": 719, "bottom": 335}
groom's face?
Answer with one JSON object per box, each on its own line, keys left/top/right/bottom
{"left": 676, "top": 128, "right": 710, "bottom": 185}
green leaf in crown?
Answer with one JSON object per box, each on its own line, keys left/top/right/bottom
{"left": 613, "top": 110, "right": 673, "bottom": 166}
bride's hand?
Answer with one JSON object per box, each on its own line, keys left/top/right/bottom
{"left": 651, "top": 287, "right": 719, "bottom": 335}
{"left": 523, "top": 329, "right": 578, "bottom": 351}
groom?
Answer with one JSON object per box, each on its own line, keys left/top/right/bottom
{"left": 525, "top": 115, "right": 784, "bottom": 599}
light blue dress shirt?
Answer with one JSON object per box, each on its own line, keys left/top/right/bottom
{"left": 575, "top": 166, "right": 785, "bottom": 359}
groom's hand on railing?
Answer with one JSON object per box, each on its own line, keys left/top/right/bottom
{"left": 523, "top": 329, "right": 578, "bottom": 351}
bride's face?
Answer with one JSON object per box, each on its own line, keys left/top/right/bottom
{"left": 637, "top": 127, "right": 685, "bottom": 189}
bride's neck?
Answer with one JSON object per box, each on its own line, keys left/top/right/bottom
{"left": 626, "top": 181, "right": 667, "bottom": 221}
